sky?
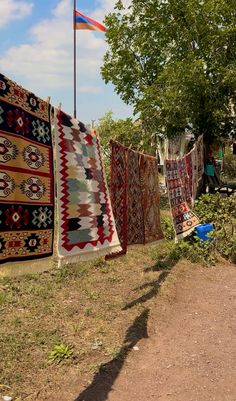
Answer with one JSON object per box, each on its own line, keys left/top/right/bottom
{"left": 0, "top": 0, "right": 133, "bottom": 125}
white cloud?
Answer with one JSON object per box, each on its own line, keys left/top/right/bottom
{"left": 0, "top": 0, "right": 33, "bottom": 28}
{"left": 0, "top": 0, "right": 132, "bottom": 109}
{"left": 0, "top": 0, "right": 107, "bottom": 91}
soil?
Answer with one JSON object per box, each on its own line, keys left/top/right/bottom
{"left": 53, "top": 261, "right": 236, "bottom": 401}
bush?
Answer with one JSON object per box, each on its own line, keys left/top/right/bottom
{"left": 165, "top": 194, "right": 236, "bottom": 266}
{"left": 193, "top": 194, "right": 236, "bottom": 263}
{"left": 222, "top": 147, "right": 236, "bottom": 182}
{"left": 174, "top": 236, "right": 217, "bottom": 266}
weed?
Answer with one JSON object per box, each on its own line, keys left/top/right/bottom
{"left": 72, "top": 321, "right": 85, "bottom": 334}
{"left": 55, "top": 263, "right": 88, "bottom": 282}
{"left": 89, "top": 363, "right": 102, "bottom": 374}
{"left": 103, "top": 345, "right": 121, "bottom": 358}
{"left": 84, "top": 289, "right": 99, "bottom": 300}
{"left": 48, "top": 344, "right": 74, "bottom": 364}
{"left": 84, "top": 307, "right": 93, "bottom": 316}
{"left": 24, "top": 283, "right": 53, "bottom": 299}
{"left": 93, "top": 257, "right": 107, "bottom": 269}
{"left": 161, "top": 216, "right": 175, "bottom": 240}
{"left": 107, "top": 275, "right": 123, "bottom": 284}
{"left": 11, "top": 317, "right": 22, "bottom": 327}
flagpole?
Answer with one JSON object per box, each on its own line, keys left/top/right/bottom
{"left": 73, "top": 0, "right": 77, "bottom": 118}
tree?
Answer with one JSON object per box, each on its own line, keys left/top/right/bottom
{"left": 96, "top": 111, "right": 157, "bottom": 183}
{"left": 96, "top": 110, "right": 156, "bottom": 155}
{"left": 102, "top": 0, "right": 236, "bottom": 144}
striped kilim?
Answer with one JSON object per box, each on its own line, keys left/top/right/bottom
{"left": 55, "top": 111, "right": 121, "bottom": 265}
{"left": 0, "top": 73, "right": 54, "bottom": 264}
{"left": 165, "top": 159, "right": 199, "bottom": 240}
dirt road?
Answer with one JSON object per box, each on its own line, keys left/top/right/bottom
{"left": 73, "top": 262, "right": 236, "bottom": 401}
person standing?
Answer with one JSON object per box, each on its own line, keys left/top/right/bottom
{"left": 204, "top": 150, "right": 221, "bottom": 193}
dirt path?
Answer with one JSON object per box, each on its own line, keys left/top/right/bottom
{"left": 70, "top": 262, "right": 236, "bottom": 401}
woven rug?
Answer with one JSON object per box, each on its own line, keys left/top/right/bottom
{"left": 140, "top": 154, "right": 164, "bottom": 244}
{"left": 105, "top": 140, "right": 128, "bottom": 259}
{"left": 165, "top": 159, "right": 199, "bottom": 240}
{"left": 127, "top": 148, "right": 144, "bottom": 245}
{"left": 165, "top": 134, "right": 186, "bottom": 159}
{"left": 0, "top": 73, "right": 54, "bottom": 264}
{"left": 185, "top": 145, "right": 198, "bottom": 205}
{"left": 197, "top": 135, "right": 204, "bottom": 181}
{"left": 177, "top": 157, "right": 192, "bottom": 206}
{"left": 55, "top": 111, "right": 121, "bottom": 265}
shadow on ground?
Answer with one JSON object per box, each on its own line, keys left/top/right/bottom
{"left": 123, "top": 249, "right": 180, "bottom": 310}
{"left": 74, "top": 248, "right": 179, "bottom": 401}
{"left": 74, "top": 309, "right": 149, "bottom": 401}
{"left": 144, "top": 251, "right": 179, "bottom": 273}
{"left": 122, "top": 271, "right": 169, "bottom": 310}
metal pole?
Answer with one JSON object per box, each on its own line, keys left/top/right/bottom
{"left": 73, "top": 0, "right": 77, "bottom": 118}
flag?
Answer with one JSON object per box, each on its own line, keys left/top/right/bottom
{"left": 74, "top": 10, "right": 107, "bottom": 32}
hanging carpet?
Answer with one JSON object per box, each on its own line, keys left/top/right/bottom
{"left": 107, "top": 141, "right": 163, "bottom": 259}
{"left": 177, "top": 157, "right": 192, "bottom": 207}
{"left": 0, "top": 73, "right": 54, "bottom": 264}
{"left": 105, "top": 140, "right": 128, "bottom": 259}
{"left": 165, "top": 159, "right": 199, "bottom": 240}
{"left": 185, "top": 145, "right": 198, "bottom": 205}
{"left": 55, "top": 110, "right": 121, "bottom": 266}
{"left": 127, "top": 148, "right": 144, "bottom": 245}
{"left": 139, "top": 154, "right": 164, "bottom": 244}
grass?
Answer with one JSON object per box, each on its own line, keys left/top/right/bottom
{"left": 0, "top": 208, "right": 183, "bottom": 400}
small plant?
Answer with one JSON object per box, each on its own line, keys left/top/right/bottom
{"left": 84, "top": 289, "right": 99, "bottom": 300}
{"left": 48, "top": 343, "right": 74, "bottom": 364}
{"left": 84, "top": 306, "right": 93, "bottom": 316}
{"left": 107, "top": 274, "right": 123, "bottom": 284}
{"left": 161, "top": 216, "right": 175, "bottom": 240}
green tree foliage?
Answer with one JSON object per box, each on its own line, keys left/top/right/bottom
{"left": 96, "top": 110, "right": 156, "bottom": 154}
{"left": 102, "top": 0, "right": 236, "bottom": 141}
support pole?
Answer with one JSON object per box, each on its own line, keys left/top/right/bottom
{"left": 73, "top": 0, "right": 77, "bottom": 118}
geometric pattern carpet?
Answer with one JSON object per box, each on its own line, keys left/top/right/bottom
{"left": 0, "top": 73, "right": 54, "bottom": 264}
{"left": 55, "top": 110, "right": 121, "bottom": 265}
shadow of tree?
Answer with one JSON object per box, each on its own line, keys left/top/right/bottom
{"left": 122, "top": 246, "right": 181, "bottom": 311}
{"left": 122, "top": 271, "right": 169, "bottom": 310}
{"left": 74, "top": 309, "right": 149, "bottom": 401}
{"left": 144, "top": 252, "right": 180, "bottom": 273}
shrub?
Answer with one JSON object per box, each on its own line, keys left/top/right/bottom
{"left": 193, "top": 194, "right": 236, "bottom": 263}
{"left": 222, "top": 147, "right": 236, "bottom": 182}
{"left": 174, "top": 236, "right": 217, "bottom": 266}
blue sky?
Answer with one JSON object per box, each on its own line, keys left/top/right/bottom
{"left": 0, "top": 0, "right": 133, "bottom": 125}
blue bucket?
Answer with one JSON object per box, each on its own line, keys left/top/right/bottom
{"left": 195, "top": 223, "right": 214, "bottom": 241}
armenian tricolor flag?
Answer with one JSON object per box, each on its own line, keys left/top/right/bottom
{"left": 74, "top": 10, "right": 107, "bottom": 32}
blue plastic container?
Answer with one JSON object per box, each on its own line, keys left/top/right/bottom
{"left": 195, "top": 223, "right": 214, "bottom": 241}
